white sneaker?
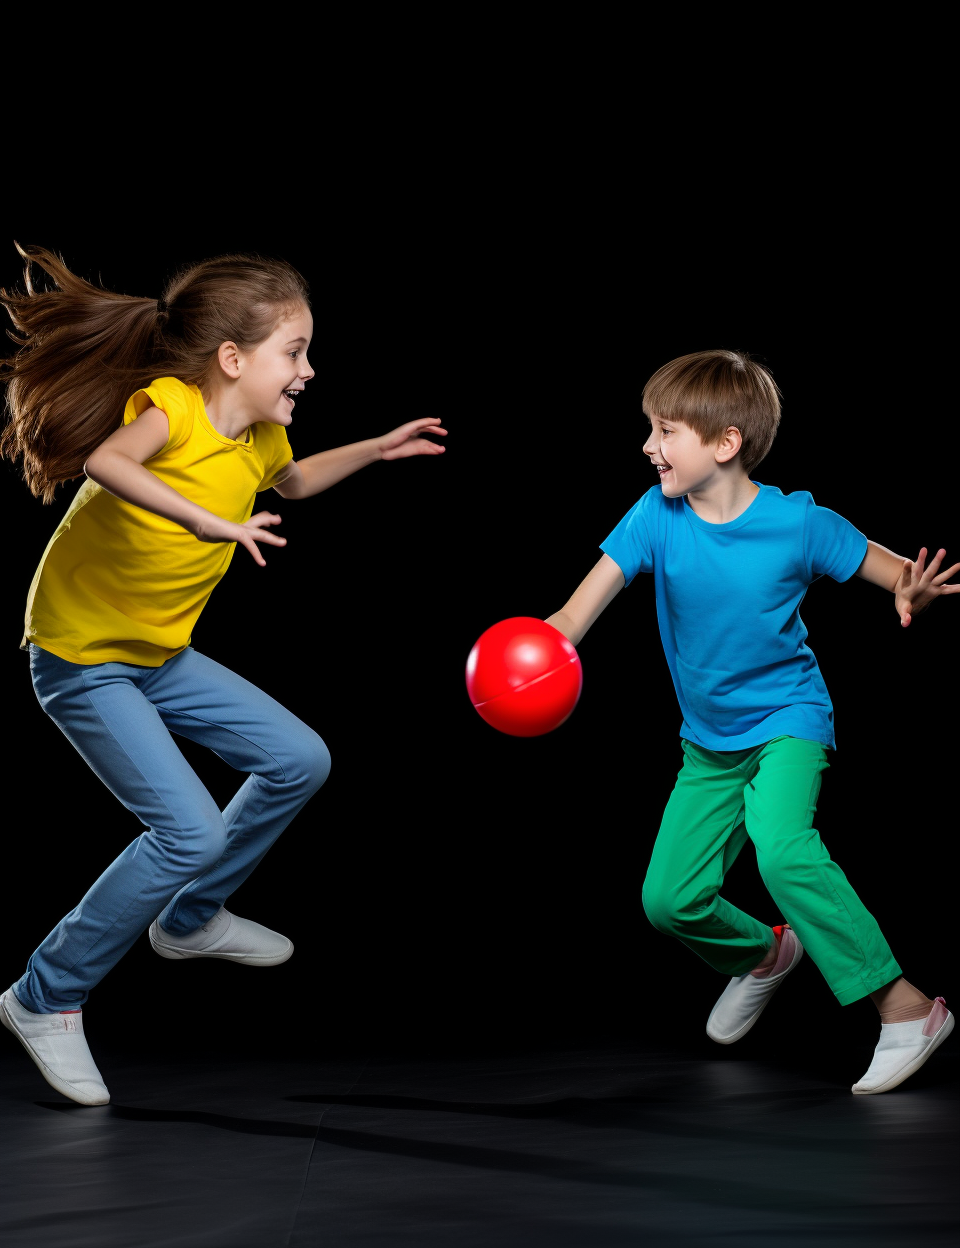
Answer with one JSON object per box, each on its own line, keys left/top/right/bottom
{"left": 0, "top": 988, "right": 110, "bottom": 1106}
{"left": 707, "top": 925, "right": 804, "bottom": 1045}
{"left": 149, "top": 908, "right": 293, "bottom": 967}
{"left": 852, "top": 997, "right": 954, "bottom": 1095}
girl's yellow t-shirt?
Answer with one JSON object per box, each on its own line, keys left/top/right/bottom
{"left": 23, "top": 377, "right": 294, "bottom": 666}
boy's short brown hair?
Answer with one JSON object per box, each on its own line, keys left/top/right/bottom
{"left": 643, "top": 349, "right": 781, "bottom": 475}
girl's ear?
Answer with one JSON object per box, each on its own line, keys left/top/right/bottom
{"left": 217, "top": 340, "right": 242, "bottom": 380}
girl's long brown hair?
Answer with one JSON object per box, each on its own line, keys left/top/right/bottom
{"left": 0, "top": 244, "right": 310, "bottom": 502}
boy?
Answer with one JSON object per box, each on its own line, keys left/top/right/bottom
{"left": 545, "top": 349, "right": 956, "bottom": 1094}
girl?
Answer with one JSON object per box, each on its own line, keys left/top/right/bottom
{"left": 0, "top": 245, "right": 446, "bottom": 1105}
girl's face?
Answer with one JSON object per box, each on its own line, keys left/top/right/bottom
{"left": 236, "top": 305, "right": 315, "bottom": 427}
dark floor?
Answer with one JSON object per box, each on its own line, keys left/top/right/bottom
{"left": 0, "top": 1040, "right": 956, "bottom": 1248}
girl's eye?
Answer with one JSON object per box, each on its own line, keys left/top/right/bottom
{"left": 289, "top": 350, "right": 299, "bottom": 359}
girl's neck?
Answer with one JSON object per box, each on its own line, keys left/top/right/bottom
{"left": 201, "top": 385, "right": 252, "bottom": 443}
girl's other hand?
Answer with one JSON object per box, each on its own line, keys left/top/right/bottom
{"left": 895, "top": 547, "right": 960, "bottom": 627}
{"left": 377, "top": 418, "right": 447, "bottom": 461}
{"left": 195, "top": 511, "right": 287, "bottom": 567}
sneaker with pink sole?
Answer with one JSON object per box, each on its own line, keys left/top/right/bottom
{"left": 707, "top": 925, "right": 803, "bottom": 1045}
{"left": 852, "top": 997, "right": 954, "bottom": 1095}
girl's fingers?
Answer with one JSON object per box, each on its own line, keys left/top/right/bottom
{"left": 252, "top": 532, "right": 287, "bottom": 546}
{"left": 915, "top": 547, "right": 928, "bottom": 576}
{"left": 241, "top": 536, "right": 267, "bottom": 567}
{"left": 939, "top": 584, "right": 960, "bottom": 594}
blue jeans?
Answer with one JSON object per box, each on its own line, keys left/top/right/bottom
{"left": 18, "top": 645, "right": 331, "bottom": 1012}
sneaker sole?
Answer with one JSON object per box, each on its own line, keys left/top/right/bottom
{"left": 851, "top": 1012, "right": 955, "bottom": 1095}
{"left": 706, "top": 938, "right": 805, "bottom": 1045}
{"left": 0, "top": 992, "right": 110, "bottom": 1107}
{"left": 149, "top": 927, "right": 293, "bottom": 967}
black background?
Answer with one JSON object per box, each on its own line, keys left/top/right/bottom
{"left": 0, "top": 165, "right": 954, "bottom": 1073}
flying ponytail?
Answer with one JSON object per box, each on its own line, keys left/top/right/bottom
{"left": 1, "top": 244, "right": 309, "bottom": 502}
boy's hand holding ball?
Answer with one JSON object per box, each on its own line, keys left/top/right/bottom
{"left": 465, "top": 617, "right": 582, "bottom": 737}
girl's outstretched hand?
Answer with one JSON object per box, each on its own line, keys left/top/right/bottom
{"left": 377, "top": 418, "right": 447, "bottom": 461}
{"left": 195, "top": 511, "right": 287, "bottom": 567}
{"left": 895, "top": 547, "right": 960, "bottom": 626}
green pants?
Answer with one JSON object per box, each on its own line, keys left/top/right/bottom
{"left": 641, "top": 736, "right": 900, "bottom": 1005}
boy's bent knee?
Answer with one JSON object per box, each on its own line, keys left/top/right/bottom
{"left": 642, "top": 882, "right": 681, "bottom": 936}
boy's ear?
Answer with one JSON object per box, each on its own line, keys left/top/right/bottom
{"left": 217, "top": 340, "right": 242, "bottom": 380}
{"left": 715, "top": 426, "right": 743, "bottom": 464}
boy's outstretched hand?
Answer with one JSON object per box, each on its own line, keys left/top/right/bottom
{"left": 378, "top": 418, "right": 447, "bottom": 461}
{"left": 895, "top": 547, "right": 960, "bottom": 627}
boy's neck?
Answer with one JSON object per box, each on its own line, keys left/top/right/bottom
{"left": 683, "top": 472, "right": 759, "bottom": 525}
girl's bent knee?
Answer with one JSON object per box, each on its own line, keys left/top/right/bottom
{"left": 288, "top": 730, "right": 331, "bottom": 793}
{"left": 188, "top": 825, "right": 229, "bottom": 873}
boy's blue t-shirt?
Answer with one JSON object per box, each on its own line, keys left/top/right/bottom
{"left": 600, "top": 483, "right": 868, "bottom": 751}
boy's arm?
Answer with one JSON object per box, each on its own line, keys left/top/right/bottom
{"left": 273, "top": 419, "right": 446, "bottom": 499}
{"left": 546, "top": 554, "right": 626, "bottom": 645}
{"left": 855, "top": 540, "right": 960, "bottom": 627}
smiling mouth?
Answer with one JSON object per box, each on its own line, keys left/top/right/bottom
{"left": 655, "top": 463, "right": 673, "bottom": 477}
{"left": 282, "top": 389, "right": 301, "bottom": 406}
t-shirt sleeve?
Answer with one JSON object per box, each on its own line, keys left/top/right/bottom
{"left": 599, "top": 489, "right": 659, "bottom": 585}
{"left": 255, "top": 424, "right": 294, "bottom": 492}
{"left": 122, "top": 378, "right": 193, "bottom": 452}
{"left": 803, "top": 498, "right": 869, "bottom": 582}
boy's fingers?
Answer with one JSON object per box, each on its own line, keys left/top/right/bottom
{"left": 920, "top": 548, "right": 945, "bottom": 581}
{"left": 932, "top": 561, "right": 960, "bottom": 586}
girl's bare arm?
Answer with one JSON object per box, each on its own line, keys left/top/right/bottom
{"left": 84, "top": 407, "right": 286, "bottom": 567}
{"left": 272, "top": 418, "right": 446, "bottom": 500}
{"left": 546, "top": 554, "right": 626, "bottom": 645}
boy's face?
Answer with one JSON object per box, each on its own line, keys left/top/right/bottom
{"left": 643, "top": 413, "right": 737, "bottom": 497}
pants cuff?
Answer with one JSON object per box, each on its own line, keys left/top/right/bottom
{"left": 833, "top": 961, "right": 903, "bottom": 1006}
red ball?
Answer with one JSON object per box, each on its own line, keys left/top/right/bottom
{"left": 465, "top": 617, "right": 582, "bottom": 737}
